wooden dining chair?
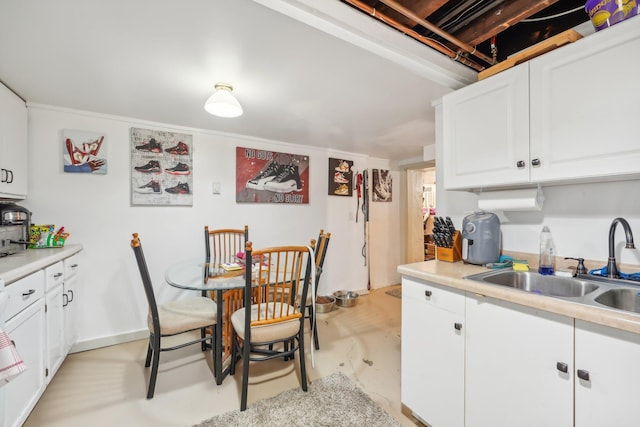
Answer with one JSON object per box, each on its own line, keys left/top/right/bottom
{"left": 131, "top": 233, "right": 217, "bottom": 399}
{"left": 229, "top": 242, "right": 313, "bottom": 411}
{"left": 204, "top": 225, "right": 249, "bottom": 358}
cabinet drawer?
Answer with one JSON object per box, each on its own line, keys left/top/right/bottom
{"left": 64, "top": 255, "right": 80, "bottom": 279}
{"left": 402, "top": 277, "right": 465, "bottom": 314}
{"left": 45, "top": 261, "right": 64, "bottom": 292}
{"left": 5, "top": 270, "right": 45, "bottom": 321}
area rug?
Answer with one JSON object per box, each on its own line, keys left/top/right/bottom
{"left": 385, "top": 288, "right": 402, "bottom": 299}
{"left": 192, "top": 372, "right": 401, "bottom": 427}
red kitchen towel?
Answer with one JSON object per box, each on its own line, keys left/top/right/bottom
{"left": 0, "top": 329, "right": 26, "bottom": 385}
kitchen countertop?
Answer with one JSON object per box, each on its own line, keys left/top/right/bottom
{"left": 0, "top": 244, "right": 83, "bottom": 284}
{"left": 398, "top": 259, "right": 640, "bottom": 335}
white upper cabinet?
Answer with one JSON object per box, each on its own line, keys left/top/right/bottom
{"left": 0, "top": 82, "right": 28, "bottom": 199}
{"left": 442, "top": 18, "right": 640, "bottom": 190}
{"left": 529, "top": 18, "right": 640, "bottom": 183}
{"left": 442, "top": 64, "right": 530, "bottom": 190}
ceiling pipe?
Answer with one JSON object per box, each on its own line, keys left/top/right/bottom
{"left": 342, "top": 0, "right": 485, "bottom": 71}
{"left": 376, "top": 0, "right": 496, "bottom": 65}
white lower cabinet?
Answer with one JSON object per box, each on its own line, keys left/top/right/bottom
{"left": 401, "top": 277, "right": 465, "bottom": 427}
{"left": 4, "top": 272, "right": 46, "bottom": 427}
{"left": 574, "top": 320, "right": 640, "bottom": 427}
{"left": 402, "top": 276, "right": 640, "bottom": 427}
{"left": 465, "top": 295, "right": 573, "bottom": 427}
{"left": 63, "top": 255, "right": 80, "bottom": 353}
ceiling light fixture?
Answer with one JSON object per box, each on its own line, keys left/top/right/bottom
{"left": 204, "top": 83, "right": 243, "bottom": 118}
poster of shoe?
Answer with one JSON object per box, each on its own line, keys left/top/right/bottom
{"left": 63, "top": 130, "right": 107, "bottom": 174}
{"left": 236, "top": 146, "right": 309, "bottom": 204}
{"left": 372, "top": 169, "right": 392, "bottom": 202}
{"left": 328, "top": 158, "right": 353, "bottom": 196}
{"left": 130, "top": 127, "right": 193, "bottom": 206}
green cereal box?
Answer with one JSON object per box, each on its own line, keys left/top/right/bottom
{"left": 30, "top": 224, "right": 56, "bottom": 248}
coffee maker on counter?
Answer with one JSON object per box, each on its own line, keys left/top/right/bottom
{"left": 0, "top": 203, "right": 31, "bottom": 256}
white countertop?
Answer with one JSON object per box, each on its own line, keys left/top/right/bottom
{"left": 0, "top": 244, "right": 83, "bottom": 284}
{"left": 398, "top": 259, "right": 640, "bottom": 335}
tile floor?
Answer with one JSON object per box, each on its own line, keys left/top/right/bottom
{"left": 23, "top": 285, "right": 419, "bottom": 427}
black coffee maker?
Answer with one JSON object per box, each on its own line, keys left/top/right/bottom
{"left": 0, "top": 203, "right": 31, "bottom": 256}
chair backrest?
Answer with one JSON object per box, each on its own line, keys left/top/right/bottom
{"left": 131, "top": 233, "right": 160, "bottom": 335}
{"left": 311, "top": 230, "right": 331, "bottom": 294}
{"left": 243, "top": 242, "right": 313, "bottom": 328}
{"left": 204, "top": 225, "right": 249, "bottom": 266}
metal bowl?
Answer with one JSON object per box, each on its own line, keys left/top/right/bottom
{"left": 333, "top": 290, "right": 360, "bottom": 308}
{"left": 315, "top": 295, "right": 335, "bottom": 313}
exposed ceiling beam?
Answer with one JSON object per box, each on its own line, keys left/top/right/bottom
{"left": 453, "top": 0, "right": 561, "bottom": 46}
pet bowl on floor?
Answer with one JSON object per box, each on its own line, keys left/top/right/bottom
{"left": 333, "top": 290, "right": 360, "bottom": 308}
{"left": 315, "top": 295, "right": 335, "bottom": 313}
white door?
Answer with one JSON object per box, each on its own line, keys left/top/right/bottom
{"left": 575, "top": 320, "right": 640, "bottom": 427}
{"left": 442, "top": 64, "right": 530, "bottom": 190}
{"left": 465, "top": 295, "right": 573, "bottom": 427}
{"left": 402, "top": 278, "right": 465, "bottom": 427}
{"left": 529, "top": 19, "right": 640, "bottom": 183}
{"left": 4, "top": 299, "right": 45, "bottom": 427}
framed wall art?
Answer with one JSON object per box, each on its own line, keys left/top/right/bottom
{"left": 63, "top": 130, "right": 107, "bottom": 174}
{"left": 372, "top": 168, "right": 392, "bottom": 202}
{"left": 328, "top": 158, "right": 353, "bottom": 196}
{"left": 130, "top": 127, "right": 193, "bottom": 206}
{"left": 236, "top": 146, "right": 309, "bottom": 204}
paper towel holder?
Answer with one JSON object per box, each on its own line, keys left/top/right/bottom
{"left": 477, "top": 184, "right": 545, "bottom": 212}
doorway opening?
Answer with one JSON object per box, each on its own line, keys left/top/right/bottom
{"left": 403, "top": 164, "right": 436, "bottom": 264}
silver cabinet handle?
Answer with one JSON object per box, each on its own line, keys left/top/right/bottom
{"left": 556, "top": 362, "right": 568, "bottom": 373}
{"left": 454, "top": 323, "right": 462, "bottom": 331}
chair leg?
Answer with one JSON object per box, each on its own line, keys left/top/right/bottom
{"left": 309, "top": 305, "right": 320, "bottom": 350}
{"left": 147, "top": 336, "right": 161, "bottom": 399}
{"left": 240, "top": 335, "right": 251, "bottom": 411}
{"left": 230, "top": 329, "right": 237, "bottom": 376}
{"left": 144, "top": 336, "right": 153, "bottom": 367}
{"left": 298, "top": 324, "right": 308, "bottom": 392}
{"left": 201, "top": 326, "right": 207, "bottom": 352}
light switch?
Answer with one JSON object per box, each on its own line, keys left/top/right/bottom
{"left": 212, "top": 182, "right": 221, "bottom": 195}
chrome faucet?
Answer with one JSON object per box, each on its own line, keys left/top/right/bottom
{"left": 607, "top": 217, "right": 635, "bottom": 278}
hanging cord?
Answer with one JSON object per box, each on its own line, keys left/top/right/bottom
{"left": 521, "top": 6, "right": 585, "bottom": 22}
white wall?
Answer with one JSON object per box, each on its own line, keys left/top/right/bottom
{"left": 434, "top": 105, "right": 640, "bottom": 269}
{"left": 24, "top": 104, "right": 400, "bottom": 349}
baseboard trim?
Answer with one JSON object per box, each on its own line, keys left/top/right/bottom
{"left": 70, "top": 329, "right": 148, "bottom": 353}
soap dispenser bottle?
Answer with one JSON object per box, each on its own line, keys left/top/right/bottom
{"left": 538, "top": 225, "right": 556, "bottom": 275}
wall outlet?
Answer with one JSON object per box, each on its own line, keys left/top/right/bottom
{"left": 212, "top": 182, "right": 221, "bottom": 195}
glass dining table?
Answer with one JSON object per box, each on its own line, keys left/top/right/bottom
{"left": 164, "top": 259, "right": 245, "bottom": 385}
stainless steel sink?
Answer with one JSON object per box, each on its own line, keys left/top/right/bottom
{"left": 465, "top": 270, "right": 600, "bottom": 298}
{"left": 594, "top": 288, "right": 640, "bottom": 314}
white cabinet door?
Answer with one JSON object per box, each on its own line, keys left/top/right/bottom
{"left": 442, "top": 64, "right": 530, "bottom": 190}
{"left": 4, "top": 299, "right": 45, "bottom": 427}
{"left": 0, "top": 82, "right": 28, "bottom": 199}
{"left": 401, "top": 277, "right": 465, "bottom": 427}
{"left": 530, "top": 19, "right": 640, "bottom": 183}
{"left": 45, "top": 284, "right": 65, "bottom": 383}
{"left": 465, "top": 295, "right": 573, "bottom": 427}
{"left": 63, "top": 272, "right": 79, "bottom": 353}
{"left": 575, "top": 320, "right": 640, "bottom": 427}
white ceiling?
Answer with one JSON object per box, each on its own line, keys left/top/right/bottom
{"left": 0, "top": 0, "right": 476, "bottom": 161}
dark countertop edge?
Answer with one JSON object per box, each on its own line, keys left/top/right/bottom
{"left": 398, "top": 260, "right": 640, "bottom": 335}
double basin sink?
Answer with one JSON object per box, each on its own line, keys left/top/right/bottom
{"left": 465, "top": 269, "right": 640, "bottom": 315}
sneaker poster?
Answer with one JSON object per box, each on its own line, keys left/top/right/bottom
{"left": 372, "top": 169, "right": 392, "bottom": 202}
{"left": 328, "top": 158, "right": 353, "bottom": 196}
{"left": 236, "top": 146, "right": 309, "bottom": 204}
{"left": 130, "top": 127, "right": 193, "bottom": 206}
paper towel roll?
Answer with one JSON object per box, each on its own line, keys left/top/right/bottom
{"left": 477, "top": 187, "right": 544, "bottom": 211}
